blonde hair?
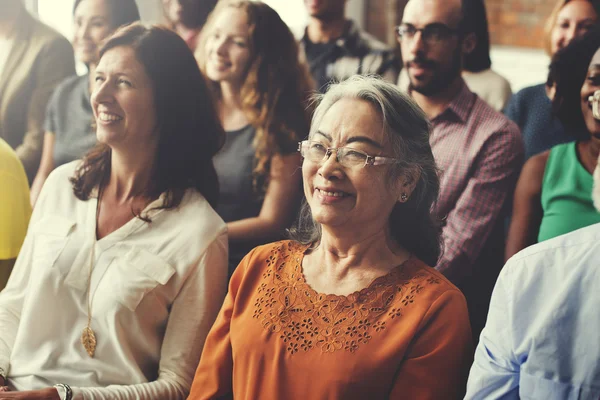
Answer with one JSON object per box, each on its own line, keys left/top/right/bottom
{"left": 543, "top": 0, "right": 599, "bottom": 55}
{"left": 196, "top": 0, "right": 314, "bottom": 194}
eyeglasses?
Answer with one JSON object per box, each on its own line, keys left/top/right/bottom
{"left": 395, "top": 23, "right": 459, "bottom": 44}
{"left": 298, "top": 140, "right": 400, "bottom": 168}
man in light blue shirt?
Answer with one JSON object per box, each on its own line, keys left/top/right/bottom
{"left": 466, "top": 147, "right": 600, "bottom": 398}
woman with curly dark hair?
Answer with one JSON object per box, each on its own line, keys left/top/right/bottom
{"left": 506, "top": 28, "right": 600, "bottom": 259}
{"left": 195, "top": 0, "right": 314, "bottom": 275}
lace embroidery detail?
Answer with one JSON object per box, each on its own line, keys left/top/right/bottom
{"left": 253, "top": 241, "right": 440, "bottom": 354}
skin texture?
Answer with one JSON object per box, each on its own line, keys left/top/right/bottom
{"left": 398, "top": 0, "right": 475, "bottom": 118}
{"left": 91, "top": 45, "right": 160, "bottom": 239}
{"left": 203, "top": 8, "right": 251, "bottom": 92}
{"left": 301, "top": 98, "right": 416, "bottom": 296}
{"left": 550, "top": 0, "right": 598, "bottom": 56}
{"left": 505, "top": 48, "right": 600, "bottom": 260}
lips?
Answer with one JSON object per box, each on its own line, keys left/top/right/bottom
{"left": 316, "top": 188, "right": 351, "bottom": 197}
{"left": 97, "top": 111, "right": 123, "bottom": 122}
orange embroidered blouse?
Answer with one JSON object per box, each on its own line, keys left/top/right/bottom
{"left": 189, "top": 241, "right": 473, "bottom": 400}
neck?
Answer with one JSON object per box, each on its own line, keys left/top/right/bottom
{"left": 314, "top": 225, "right": 407, "bottom": 273}
{"left": 580, "top": 139, "right": 600, "bottom": 174}
{"left": 218, "top": 83, "right": 248, "bottom": 131}
{"left": 87, "top": 64, "right": 97, "bottom": 91}
{"left": 174, "top": 23, "right": 197, "bottom": 39}
{"left": 411, "top": 76, "right": 464, "bottom": 119}
{"left": 105, "top": 147, "right": 155, "bottom": 203}
{"left": 0, "top": 4, "right": 21, "bottom": 37}
{"left": 307, "top": 17, "right": 347, "bottom": 43}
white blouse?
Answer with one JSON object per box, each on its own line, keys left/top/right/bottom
{"left": 0, "top": 161, "right": 228, "bottom": 399}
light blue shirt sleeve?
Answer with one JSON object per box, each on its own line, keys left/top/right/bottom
{"left": 465, "top": 265, "right": 520, "bottom": 399}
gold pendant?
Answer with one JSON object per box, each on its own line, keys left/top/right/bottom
{"left": 81, "top": 326, "right": 97, "bottom": 357}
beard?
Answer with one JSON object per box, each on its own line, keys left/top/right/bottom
{"left": 407, "top": 46, "right": 462, "bottom": 97}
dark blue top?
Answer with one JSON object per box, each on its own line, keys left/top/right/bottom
{"left": 504, "top": 83, "right": 572, "bottom": 160}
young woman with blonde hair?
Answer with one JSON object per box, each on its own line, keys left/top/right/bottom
{"left": 196, "top": 0, "right": 314, "bottom": 274}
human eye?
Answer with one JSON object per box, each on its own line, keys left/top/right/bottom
{"left": 94, "top": 75, "right": 105, "bottom": 83}
{"left": 341, "top": 149, "right": 367, "bottom": 165}
{"left": 309, "top": 141, "right": 327, "bottom": 152}
{"left": 118, "top": 78, "right": 132, "bottom": 87}
{"left": 233, "top": 39, "right": 248, "bottom": 48}
{"left": 588, "top": 74, "right": 600, "bottom": 85}
{"left": 424, "top": 24, "right": 447, "bottom": 41}
{"left": 399, "top": 24, "right": 416, "bottom": 39}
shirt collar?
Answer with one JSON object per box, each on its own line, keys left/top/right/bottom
{"left": 436, "top": 79, "right": 474, "bottom": 123}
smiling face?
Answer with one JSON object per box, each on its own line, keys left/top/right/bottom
{"left": 582, "top": 48, "right": 600, "bottom": 138}
{"left": 91, "top": 46, "right": 158, "bottom": 153}
{"left": 302, "top": 98, "right": 409, "bottom": 233}
{"left": 203, "top": 7, "right": 252, "bottom": 88}
{"left": 73, "top": 0, "right": 114, "bottom": 65}
{"left": 399, "top": 0, "right": 464, "bottom": 96}
{"left": 550, "top": 0, "right": 598, "bottom": 56}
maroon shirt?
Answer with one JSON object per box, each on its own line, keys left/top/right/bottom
{"left": 430, "top": 81, "right": 523, "bottom": 283}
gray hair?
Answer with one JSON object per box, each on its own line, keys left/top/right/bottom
{"left": 289, "top": 75, "right": 442, "bottom": 266}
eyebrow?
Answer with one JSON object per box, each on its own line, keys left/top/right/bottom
{"left": 314, "top": 131, "right": 383, "bottom": 149}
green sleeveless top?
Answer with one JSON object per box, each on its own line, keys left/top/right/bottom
{"left": 538, "top": 142, "right": 600, "bottom": 242}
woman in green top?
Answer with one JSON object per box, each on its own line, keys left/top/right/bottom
{"left": 506, "top": 29, "right": 600, "bottom": 260}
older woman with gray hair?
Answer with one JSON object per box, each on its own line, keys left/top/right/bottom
{"left": 188, "top": 76, "right": 473, "bottom": 400}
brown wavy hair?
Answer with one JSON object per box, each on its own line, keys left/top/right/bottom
{"left": 70, "top": 24, "right": 225, "bottom": 215}
{"left": 196, "top": 0, "right": 314, "bottom": 194}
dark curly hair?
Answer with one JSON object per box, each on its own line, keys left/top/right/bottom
{"left": 70, "top": 23, "right": 224, "bottom": 215}
{"left": 549, "top": 28, "right": 600, "bottom": 138}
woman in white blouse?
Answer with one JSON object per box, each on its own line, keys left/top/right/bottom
{"left": 0, "top": 24, "right": 228, "bottom": 400}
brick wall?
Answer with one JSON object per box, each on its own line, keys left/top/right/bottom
{"left": 365, "top": 0, "right": 555, "bottom": 49}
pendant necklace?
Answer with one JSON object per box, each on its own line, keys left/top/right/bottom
{"left": 81, "top": 188, "right": 103, "bottom": 357}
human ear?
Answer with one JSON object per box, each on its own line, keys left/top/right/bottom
{"left": 461, "top": 32, "right": 476, "bottom": 55}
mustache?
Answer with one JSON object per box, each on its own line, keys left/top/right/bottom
{"left": 406, "top": 57, "right": 437, "bottom": 69}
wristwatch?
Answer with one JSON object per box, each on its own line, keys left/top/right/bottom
{"left": 53, "top": 383, "right": 72, "bottom": 400}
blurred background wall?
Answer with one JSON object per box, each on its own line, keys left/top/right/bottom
{"left": 29, "top": 0, "right": 551, "bottom": 91}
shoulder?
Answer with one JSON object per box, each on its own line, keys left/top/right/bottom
{"left": 235, "top": 240, "right": 303, "bottom": 277}
{"left": 168, "top": 190, "right": 228, "bottom": 246}
{"left": 511, "top": 83, "right": 547, "bottom": 104}
{"left": 0, "top": 139, "right": 27, "bottom": 180}
{"left": 30, "top": 17, "right": 71, "bottom": 49}
{"left": 48, "top": 74, "right": 86, "bottom": 102}
{"left": 524, "top": 150, "right": 550, "bottom": 174}
{"left": 470, "top": 95, "right": 522, "bottom": 143}
{"left": 402, "top": 257, "right": 468, "bottom": 307}
{"left": 45, "top": 160, "right": 80, "bottom": 189}
{"left": 502, "top": 223, "right": 600, "bottom": 292}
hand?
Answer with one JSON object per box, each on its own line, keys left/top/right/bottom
{"left": 0, "top": 388, "right": 60, "bottom": 400}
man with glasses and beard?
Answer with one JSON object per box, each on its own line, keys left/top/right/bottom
{"left": 397, "top": 0, "right": 524, "bottom": 340}
{"left": 300, "top": 0, "right": 399, "bottom": 92}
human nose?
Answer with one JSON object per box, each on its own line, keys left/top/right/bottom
{"left": 317, "top": 148, "right": 344, "bottom": 180}
{"left": 406, "top": 30, "right": 427, "bottom": 56}
{"left": 215, "top": 36, "right": 228, "bottom": 56}
{"left": 91, "top": 80, "right": 114, "bottom": 106}
{"left": 564, "top": 25, "right": 577, "bottom": 46}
